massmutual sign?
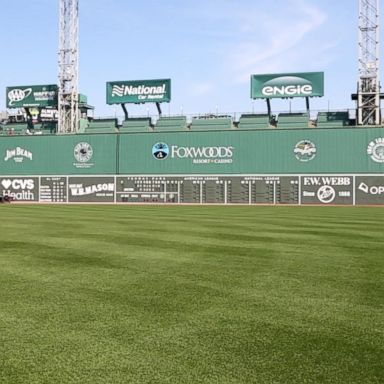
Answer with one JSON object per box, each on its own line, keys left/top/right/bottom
{"left": 251, "top": 72, "right": 324, "bottom": 99}
{"left": 106, "top": 79, "right": 171, "bottom": 104}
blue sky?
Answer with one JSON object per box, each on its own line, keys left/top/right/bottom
{"left": 0, "top": 0, "right": 376, "bottom": 118}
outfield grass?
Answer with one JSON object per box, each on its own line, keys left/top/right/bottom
{"left": 0, "top": 205, "right": 383, "bottom": 384}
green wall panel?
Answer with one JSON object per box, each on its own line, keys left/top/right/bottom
{"left": 0, "top": 134, "right": 117, "bottom": 175}
{"left": 118, "top": 128, "right": 384, "bottom": 174}
{"left": 1, "top": 127, "right": 384, "bottom": 176}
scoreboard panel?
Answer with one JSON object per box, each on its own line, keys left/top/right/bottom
{"left": 40, "top": 177, "right": 67, "bottom": 202}
{"left": 226, "top": 178, "right": 249, "bottom": 203}
{"left": 1, "top": 174, "right": 383, "bottom": 205}
{"left": 277, "top": 177, "right": 300, "bottom": 204}
{"left": 180, "top": 179, "right": 201, "bottom": 204}
{"left": 117, "top": 176, "right": 165, "bottom": 203}
{"left": 115, "top": 176, "right": 300, "bottom": 204}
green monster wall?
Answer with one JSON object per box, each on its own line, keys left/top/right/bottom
{"left": 0, "top": 127, "right": 384, "bottom": 175}
{"left": 1, "top": 127, "right": 384, "bottom": 205}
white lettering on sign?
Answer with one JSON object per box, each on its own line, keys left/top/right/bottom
{"left": 262, "top": 84, "right": 313, "bottom": 97}
{"left": 303, "top": 177, "right": 351, "bottom": 186}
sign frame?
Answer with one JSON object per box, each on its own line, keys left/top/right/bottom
{"left": 250, "top": 72, "right": 324, "bottom": 99}
{"left": 106, "top": 79, "right": 171, "bottom": 105}
{"left": 6, "top": 84, "right": 58, "bottom": 108}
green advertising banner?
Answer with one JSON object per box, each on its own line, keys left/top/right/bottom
{"left": 106, "top": 79, "right": 171, "bottom": 105}
{"left": 118, "top": 127, "right": 384, "bottom": 175}
{"left": 251, "top": 72, "right": 324, "bottom": 99}
{"left": 0, "top": 134, "right": 117, "bottom": 175}
{"left": 6, "top": 84, "right": 58, "bottom": 108}
{"left": 1, "top": 127, "right": 384, "bottom": 177}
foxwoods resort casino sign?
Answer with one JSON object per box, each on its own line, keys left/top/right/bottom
{"left": 152, "top": 142, "right": 234, "bottom": 164}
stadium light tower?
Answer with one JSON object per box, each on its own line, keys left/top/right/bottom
{"left": 356, "top": 0, "right": 381, "bottom": 125}
{"left": 58, "top": 0, "right": 79, "bottom": 133}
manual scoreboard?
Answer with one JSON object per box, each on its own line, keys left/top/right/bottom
{"left": 116, "top": 176, "right": 300, "bottom": 204}
{"left": 1, "top": 174, "right": 383, "bottom": 205}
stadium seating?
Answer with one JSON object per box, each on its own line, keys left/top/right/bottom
{"left": 78, "top": 118, "right": 89, "bottom": 133}
{"left": 0, "top": 121, "right": 58, "bottom": 136}
{"left": 154, "top": 116, "right": 187, "bottom": 131}
{"left": 0, "top": 110, "right": 357, "bottom": 136}
{"left": 190, "top": 116, "right": 232, "bottom": 130}
{"left": 237, "top": 114, "right": 273, "bottom": 130}
{"left": 119, "top": 117, "right": 152, "bottom": 133}
{"left": 86, "top": 118, "right": 118, "bottom": 134}
{"left": 38, "top": 122, "right": 57, "bottom": 134}
{"left": 276, "top": 113, "right": 309, "bottom": 129}
{"left": 1, "top": 122, "right": 27, "bottom": 135}
{"left": 316, "top": 111, "right": 350, "bottom": 128}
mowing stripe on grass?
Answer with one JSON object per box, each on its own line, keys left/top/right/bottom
{"left": 0, "top": 205, "right": 383, "bottom": 383}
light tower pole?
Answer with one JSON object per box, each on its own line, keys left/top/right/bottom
{"left": 357, "top": 0, "right": 381, "bottom": 125}
{"left": 58, "top": 0, "right": 79, "bottom": 133}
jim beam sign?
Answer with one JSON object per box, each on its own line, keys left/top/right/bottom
{"left": 106, "top": 79, "right": 171, "bottom": 104}
{"left": 4, "top": 147, "right": 33, "bottom": 163}
{"left": 301, "top": 176, "right": 353, "bottom": 205}
{"left": 251, "top": 72, "right": 324, "bottom": 99}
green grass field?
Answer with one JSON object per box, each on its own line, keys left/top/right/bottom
{"left": 0, "top": 205, "right": 383, "bottom": 384}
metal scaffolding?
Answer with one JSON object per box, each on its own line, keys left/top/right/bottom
{"left": 58, "top": 0, "right": 79, "bottom": 133}
{"left": 357, "top": 0, "right": 381, "bottom": 125}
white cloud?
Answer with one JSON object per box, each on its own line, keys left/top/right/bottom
{"left": 225, "top": 0, "right": 328, "bottom": 82}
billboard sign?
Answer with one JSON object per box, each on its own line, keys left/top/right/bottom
{"left": 106, "top": 79, "right": 171, "bottom": 104}
{"left": 301, "top": 175, "right": 353, "bottom": 205}
{"left": 68, "top": 176, "right": 115, "bottom": 202}
{"left": 0, "top": 177, "right": 39, "bottom": 201}
{"left": 6, "top": 84, "right": 58, "bottom": 108}
{"left": 355, "top": 176, "right": 384, "bottom": 205}
{"left": 251, "top": 72, "right": 324, "bottom": 99}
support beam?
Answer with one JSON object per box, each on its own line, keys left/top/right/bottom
{"left": 266, "top": 99, "right": 271, "bottom": 120}
{"left": 156, "top": 102, "right": 162, "bottom": 116}
{"left": 121, "top": 103, "right": 129, "bottom": 120}
{"left": 58, "top": 0, "right": 79, "bottom": 133}
{"left": 305, "top": 97, "right": 310, "bottom": 116}
{"left": 356, "top": 0, "right": 381, "bottom": 125}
